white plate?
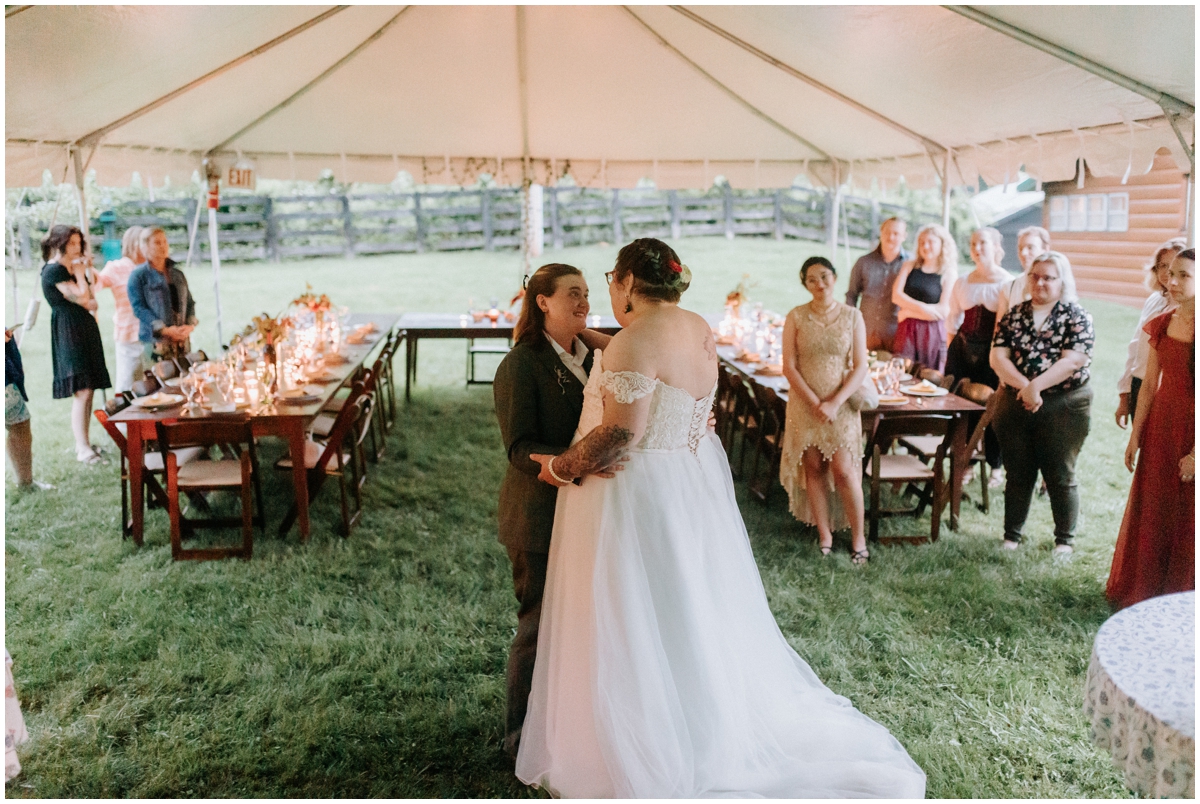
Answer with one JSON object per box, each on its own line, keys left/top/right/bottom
{"left": 901, "top": 385, "right": 949, "bottom": 397}
{"left": 131, "top": 392, "right": 182, "bottom": 409}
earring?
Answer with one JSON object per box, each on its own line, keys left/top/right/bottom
{"left": 624, "top": 298, "right": 633, "bottom": 314}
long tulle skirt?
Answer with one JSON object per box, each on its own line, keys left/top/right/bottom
{"left": 515, "top": 434, "right": 926, "bottom": 798}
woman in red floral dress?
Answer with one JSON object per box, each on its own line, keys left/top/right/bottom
{"left": 1107, "top": 249, "right": 1195, "bottom": 609}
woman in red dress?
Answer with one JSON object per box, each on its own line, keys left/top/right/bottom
{"left": 1107, "top": 249, "right": 1195, "bottom": 609}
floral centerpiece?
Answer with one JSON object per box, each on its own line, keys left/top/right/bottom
{"left": 291, "top": 284, "right": 333, "bottom": 315}
{"left": 238, "top": 313, "right": 292, "bottom": 394}
{"left": 725, "top": 274, "right": 757, "bottom": 318}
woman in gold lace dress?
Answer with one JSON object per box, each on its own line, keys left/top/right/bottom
{"left": 780, "top": 257, "right": 871, "bottom": 563}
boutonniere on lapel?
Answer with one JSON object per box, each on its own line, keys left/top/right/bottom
{"left": 553, "top": 366, "right": 569, "bottom": 394}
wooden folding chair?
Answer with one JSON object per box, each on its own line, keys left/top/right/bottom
{"left": 151, "top": 359, "right": 179, "bottom": 383}
{"left": 155, "top": 416, "right": 264, "bottom": 561}
{"left": 917, "top": 368, "right": 956, "bottom": 390}
{"left": 715, "top": 365, "right": 739, "bottom": 453}
{"left": 377, "top": 330, "right": 401, "bottom": 430}
{"left": 95, "top": 409, "right": 206, "bottom": 539}
{"left": 276, "top": 381, "right": 367, "bottom": 538}
{"left": 959, "top": 384, "right": 1000, "bottom": 513}
{"left": 747, "top": 384, "right": 787, "bottom": 504}
{"left": 729, "top": 377, "right": 765, "bottom": 479}
{"left": 863, "top": 414, "right": 952, "bottom": 545}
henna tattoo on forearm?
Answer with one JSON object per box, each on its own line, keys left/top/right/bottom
{"left": 552, "top": 424, "right": 634, "bottom": 480}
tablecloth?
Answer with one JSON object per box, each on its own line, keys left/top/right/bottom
{"left": 1084, "top": 591, "right": 1195, "bottom": 797}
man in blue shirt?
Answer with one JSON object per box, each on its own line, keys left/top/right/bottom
{"left": 127, "top": 227, "right": 197, "bottom": 363}
{"left": 845, "top": 217, "right": 909, "bottom": 352}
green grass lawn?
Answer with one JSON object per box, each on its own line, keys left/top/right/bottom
{"left": 4, "top": 236, "right": 1139, "bottom": 797}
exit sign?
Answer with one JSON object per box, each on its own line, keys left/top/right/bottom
{"left": 227, "top": 165, "right": 255, "bottom": 189}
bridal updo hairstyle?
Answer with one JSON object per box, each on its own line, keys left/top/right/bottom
{"left": 613, "top": 238, "right": 691, "bottom": 303}
{"left": 514, "top": 262, "right": 584, "bottom": 345}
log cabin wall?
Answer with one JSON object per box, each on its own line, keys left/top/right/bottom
{"left": 1042, "top": 149, "right": 1190, "bottom": 307}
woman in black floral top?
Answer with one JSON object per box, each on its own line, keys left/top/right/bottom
{"left": 990, "top": 252, "right": 1095, "bottom": 555}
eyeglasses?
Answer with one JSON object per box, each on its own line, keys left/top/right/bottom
{"left": 604, "top": 270, "right": 616, "bottom": 285}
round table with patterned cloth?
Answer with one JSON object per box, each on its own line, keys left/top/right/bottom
{"left": 1084, "top": 591, "right": 1195, "bottom": 797}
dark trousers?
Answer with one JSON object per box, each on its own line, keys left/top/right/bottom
{"left": 503, "top": 546, "right": 548, "bottom": 759}
{"left": 993, "top": 383, "right": 1092, "bottom": 545}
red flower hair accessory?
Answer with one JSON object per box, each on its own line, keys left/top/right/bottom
{"left": 667, "top": 260, "right": 683, "bottom": 274}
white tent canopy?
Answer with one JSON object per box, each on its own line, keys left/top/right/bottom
{"left": 6, "top": 5, "right": 1194, "bottom": 191}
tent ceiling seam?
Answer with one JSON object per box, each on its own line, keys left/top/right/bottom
{"left": 946, "top": 5, "right": 1194, "bottom": 119}
{"left": 77, "top": 5, "right": 350, "bottom": 148}
{"left": 669, "top": 6, "right": 949, "bottom": 155}
{"left": 4, "top": 5, "right": 32, "bottom": 19}
{"left": 620, "top": 6, "right": 837, "bottom": 171}
{"left": 207, "top": 6, "right": 410, "bottom": 156}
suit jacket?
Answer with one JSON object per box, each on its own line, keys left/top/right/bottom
{"left": 494, "top": 336, "right": 594, "bottom": 553}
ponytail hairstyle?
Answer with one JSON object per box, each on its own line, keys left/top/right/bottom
{"left": 513, "top": 263, "right": 584, "bottom": 346}
{"left": 41, "top": 224, "right": 85, "bottom": 263}
{"left": 612, "top": 238, "right": 691, "bottom": 303}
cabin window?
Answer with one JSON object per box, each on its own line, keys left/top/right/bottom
{"left": 1046, "top": 192, "right": 1130, "bottom": 232}
{"left": 1087, "top": 195, "right": 1108, "bottom": 231}
{"left": 1067, "top": 196, "right": 1088, "bottom": 231}
{"left": 1107, "top": 193, "right": 1129, "bottom": 231}
{"left": 1049, "top": 196, "right": 1068, "bottom": 231}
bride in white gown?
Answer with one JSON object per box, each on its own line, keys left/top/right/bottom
{"left": 518, "top": 239, "right": 926, "bottom": 798}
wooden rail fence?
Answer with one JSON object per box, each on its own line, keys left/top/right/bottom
{"left": 9, "top": 186, "right": 939, "bottom": 268}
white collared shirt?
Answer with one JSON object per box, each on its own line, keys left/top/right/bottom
{"left": 545, "top": 331, "right": 589, "bottom": 386}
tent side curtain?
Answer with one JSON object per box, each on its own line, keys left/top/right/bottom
{"left": 7, "top": 118, "right": 1190, "bottom": 191}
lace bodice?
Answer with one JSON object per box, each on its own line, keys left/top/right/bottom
{"left": 574, "top": 349, "right": 716, "bottom": 454}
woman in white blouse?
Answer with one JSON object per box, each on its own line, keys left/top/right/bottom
{"left": 946, "top": 227, "right": 1010, "bottom": 485}
{"left": 1115, "top": 237, "right": 1187, "bottom": 428}
{"left": 993, "top": 226, "right": 1050, "bottom": 334}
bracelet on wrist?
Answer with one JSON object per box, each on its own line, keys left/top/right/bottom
{"left": 547, "top": 456, "right": 570, "bottom": 485}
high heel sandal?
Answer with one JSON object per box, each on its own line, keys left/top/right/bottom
{"left": 850, "top": 549, "right": 870, "bottom": 566}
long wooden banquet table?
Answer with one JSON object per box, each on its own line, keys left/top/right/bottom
{"left": 717, "top": 345, "right": 983, "bottom": 530}
{"left": 396, "top": 313, "right": 622, "bottom": 401}
{"left": 111, "top": 312, "right": 400, "bottom": 546}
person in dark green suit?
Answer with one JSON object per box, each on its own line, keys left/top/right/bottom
{"left": 493, "top": 262, "right": 614, "bottom": 759}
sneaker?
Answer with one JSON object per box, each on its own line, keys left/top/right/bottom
{"left": 1053, "top": 544, "right": 1074, "bottom": 557}
{"left": 1001, "top": 539, "right": 1021, "bottom": 550}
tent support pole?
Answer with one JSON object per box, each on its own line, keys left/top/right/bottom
{"left": 946, "top": 6, "right": 1193, "bottom": 118}
{"left": 1184, "top": 174, "right": 1194, "bottom": 247}
{"left": 517, "top": 5, "right": 534, "bottom": 281}
{"left": 72, "top": 146, "right": 89, "bottom": 245}
{"left": 73, "top": 145, "right": 105, "bottom": 403}
{"left": 827, "top": 161, "right": 841, "bottom": 257}
{"left": 941, "top": 148, "right": 952, "bottom": 228}
{"left": 208, "top": 206, "right": 225, "bottom": 349}
{"left": 1166, "top": 113, "right": 1195, "bottom": 175}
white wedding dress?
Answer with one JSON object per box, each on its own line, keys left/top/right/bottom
{"left": 515, "top": 350, "right": 926, "bottom": 798}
